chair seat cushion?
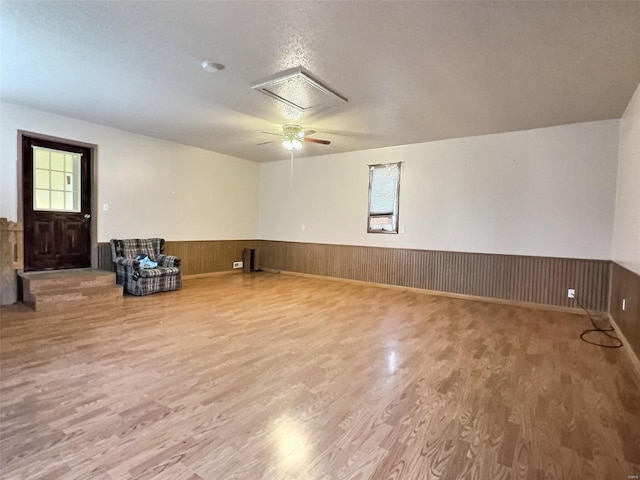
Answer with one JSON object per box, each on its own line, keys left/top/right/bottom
{"left": 138, "top": 266, "right": 181, "bottom": 278}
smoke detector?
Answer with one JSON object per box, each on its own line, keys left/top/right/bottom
{"left": 201, "top": 61, "right": 225, "bottom": 73}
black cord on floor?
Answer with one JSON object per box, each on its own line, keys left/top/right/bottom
{"left": 575, "top": 296, "right": 623, "bottom": 348}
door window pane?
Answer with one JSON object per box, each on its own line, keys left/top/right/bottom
{"left": 50, "top": 151, "right": 64, "bottom": 171}
{"left": 51, "top": 171, "right": 65, "bottom": 191}
{"left": 32, "top": 146, "right": 82, "bottom": 212}
{"left": 34, "top": 149, "right": 50, "bottom": 169}
{"left": 35, "top": 189, "right": 50, "bottom": 209}
{"left": 35, "top": 169, "right": 50, "bottom": 189}
{"left": 51, "top": 191, "right": 65, "bottom": 210}
{"left": 65, "top": 192, "right": 75, "bottom": 210}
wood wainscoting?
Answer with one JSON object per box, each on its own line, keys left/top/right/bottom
{"left": 98, "top": 239, "right": 612, "bottom": 312}
{"left": 98, "top": 240, "right": 260, "bottom": 276}
{"left": 259, "top": 240, "right": 611, "bottom": 312}
{"left": 610, "top": 262, "right": 640, "bottom": 365}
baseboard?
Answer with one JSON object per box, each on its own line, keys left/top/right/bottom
{"left": 183, "top": 270, "right": 241, "bottom": 280}
{"left": 268, "top": 269, "right": 590, "bottom": 316}
{"left": 608, "top": 313, "right": 640, "bottom": 375}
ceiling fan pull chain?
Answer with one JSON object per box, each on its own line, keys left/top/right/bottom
{"left": 290, "top": 150, "right": 294, "bottom": 188}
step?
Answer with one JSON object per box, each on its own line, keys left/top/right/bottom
{"left": 19, "top": 269, "right": 116, "bottom": 294}
{"left": 25, "top": 284, "right": 124, "bottom": 311}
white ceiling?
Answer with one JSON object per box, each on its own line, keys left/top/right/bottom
{"left": 2, "top": 1, "right": 640, "bottom": 162}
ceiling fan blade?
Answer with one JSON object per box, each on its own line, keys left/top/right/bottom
{"left": 304, "top": 137, "right": 331, "bottom": 145}
{"left": 257, "top": 140, "right": 276, "bottom": 146}
{"left": 301, "top": 129, "right": 316, "bottom": 137}
{"left": 260, "top": 131, "right": 283, "bottom": 137}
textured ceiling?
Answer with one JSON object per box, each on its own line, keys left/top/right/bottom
{"left": 2, "top": 1, "right": 640, "bottom": 162}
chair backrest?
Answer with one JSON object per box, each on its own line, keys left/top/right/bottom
{"left": 110, "top": 238, "right": 165, "bottom": 260}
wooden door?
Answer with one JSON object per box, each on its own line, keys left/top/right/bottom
{"left": 22, "top": 136, "right": 92, "bottom": 271}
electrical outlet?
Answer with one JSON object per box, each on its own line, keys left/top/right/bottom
{"left": 567, "top": 289, "right": 575, "bottom": 299}
{"left": 233, "top": 261, "right": 243, "bottom": 269}
{"left": 622, "top": 298, "right": 626, "bottom": 311}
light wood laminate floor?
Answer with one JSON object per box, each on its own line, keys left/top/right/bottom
{"left": 1, "top": 273, "right": 639, "bottom": 479}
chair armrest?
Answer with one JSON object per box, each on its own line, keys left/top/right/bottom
{"left": 114, "top": 257, "right": 140, "bottom": 269}
{"left": 157, "top": 254, "right": 181, "bottom": 268}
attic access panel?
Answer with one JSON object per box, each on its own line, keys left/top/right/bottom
{"left": 251, "top": 67, "right": 347, "bottom": 112}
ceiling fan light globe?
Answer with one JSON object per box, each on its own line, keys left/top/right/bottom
{"left": 292, "top": 139, "right": 302, "bottom": 150}
{"left": 282, "top": 140, "right": 294, "bottom": 150}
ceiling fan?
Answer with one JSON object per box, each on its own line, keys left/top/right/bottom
{"left": 258, "top": 124, "right": 331, "bottom": 150}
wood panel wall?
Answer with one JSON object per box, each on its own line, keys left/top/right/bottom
{"left": 610, "top": 262, "right": 640, "bottom": 360}
{"left": 98, "top": 239, "right": 612, "bottom": 312}
{"left": 259, "top": 240, "right": 611, "bottom": 311}
{"left": 97, "top": 240, "right": 260, "bottom": 276}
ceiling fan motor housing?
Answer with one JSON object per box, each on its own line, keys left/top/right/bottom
{"left": 283, "top": 124, "right": 304, "bottom": 139}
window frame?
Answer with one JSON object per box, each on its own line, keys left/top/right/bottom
{"left": 367, "top": 162, "right": 401, "bottom": 234}
{"left": 32, "top": 145, "right": 82, "bottom": 213}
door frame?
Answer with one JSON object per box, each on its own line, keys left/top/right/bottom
{"left": 17, "top": 130, "right": 98, "bottom": 270}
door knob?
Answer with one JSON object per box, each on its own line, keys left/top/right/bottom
{"left": 84, "top": 213, "right": 91, "bottom": 219}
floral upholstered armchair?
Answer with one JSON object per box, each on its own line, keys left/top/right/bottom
{"left": 110, "top": 238, "right": 182, "bottom": 296}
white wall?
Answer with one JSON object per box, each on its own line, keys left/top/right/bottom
{"left": 1, "top": 102, "right": 621, "bottom": 259}
{"left": 259, "top": 121, "right": 619, "bottom": 259}
{"left": 612, "top": 83, "right": 640, "bottom": 275}
{"left": 0, "top": 102, "right": 259, "bottom": 242}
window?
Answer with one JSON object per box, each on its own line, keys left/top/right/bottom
{"left": 367, "top": 162, "right": 401, "bottom": 233}
{"left": 32, "top": 146, "right": 81, "bottom": 212}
